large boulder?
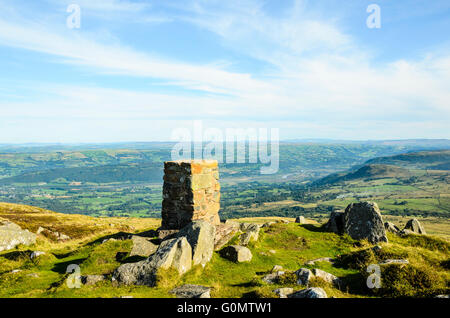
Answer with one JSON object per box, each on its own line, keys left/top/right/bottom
{"left": 0, "top": 220, "right": 37, "bottom": 252}
{"left": 343, "top": 202, "right": 388, "bottom": 243}
{"left": 177, "top": 220, "right": 216, "bottom": 267}
{"left": 219, "top": 245, "right": 252, "bottom": 263}
{"left": 324, "top": 211, "right": 344, "bottom": 234}
{"left": 170, "top": 284, "right": 211, "bottom": 298}
{"left": 403, "top": 218, "right": 426, "bottom": 234}
{"left": 113, "top": 237, "right": 192, "bottom": 286}
{"left": 288, "top": 287, "right": 327, "bottom": 298}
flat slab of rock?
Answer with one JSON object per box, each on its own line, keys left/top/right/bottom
{"left": 0, "top": 220, "right": 37, "bottom": 252}
{"left": 343, "top": 202, "right": 388, "bottom": 244}
{"left": 288, "top": 287, "right": 327, "bottom": 298}
{"left": 170, "top": 284, "right": 211, "bottom": 298}
{"left": 130, "top": 236, "right": 158, "bottom": 257}
{"left": 219, "top": 245, "right": 252, "bottom": 263}
{"left": 177, "top": 220, "right": 215, "bottom": 267}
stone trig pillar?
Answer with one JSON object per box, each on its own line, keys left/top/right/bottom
{"left": 161, "top": 160, "right": 221, "bottom": 230}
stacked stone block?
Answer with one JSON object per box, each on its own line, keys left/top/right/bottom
{"left": 161, "top": 160, "right": 221, "bottom": 230}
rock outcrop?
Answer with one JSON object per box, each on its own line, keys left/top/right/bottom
{"left": 343, "top": 202, "right": 388, "bottom": 243}
{"left": 403, "top": 218, "right": 426, "bottom": 234}
{"left": 170, "top": 284, "right": 211, "bottom": 298}
{"left": 384, "top": 222, "right": 400, "bottom": 234}
{"left": 0, "top": 220, "right": 37, "bottom": 252}
{"left": 177, "top": 220, "right": 215, "bottom": 267}
{"left": 113, "top": 237, "right": 192, "bottom": 286}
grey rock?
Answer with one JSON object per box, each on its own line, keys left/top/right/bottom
{"left": 305, "top": 257, "right": 334, "bottom": 266}
{"left": 0, "top": 220, "right": 37, "bottom": 252}
{"left": 271, "top": 265, "right": 283, "bottom": 272}
{"left": 170, "top": 284, "right": 211, "bottom": 298}
{"left": 239, "top": 225, "right": 260, "bottom": 246}
{"left": 295, "top": 268, "right": 313, "bottom": 285}
{"left": 343, "top": 202, "right": 388, "bottom": 244}
{"left": 312, "top": 268, "right": 341, "bottom": 288}
{"left": 220, "top": 245, "right": 252, "bottom": 263}
{"left": 384, "top": 222, "right": 400, "bottom": 234}
{"left": 404, "top": 218, "right": 426, "bottom": 234}
{"left": 177, "top": 220, "right": 215, "bottom": 267}
{"left": 30, "top": 251, "right": 45, "bottom": 259}
{"left": 325, "top": 211, "right": 345, "bottom": 234}
{"left": 261, "top": 222, "right": 276, "bottom": 228}
{"left": 81, "top": 275, "right": 105, "bottom": 286}
{"left": 273, "top": 288, "right": 294, "bottom": 298}
{"left": 379, "top": 259, "right": 409, "bottom": 265}
{"left": 262, "top": 271, "right": 285, "bottom": 284}
{"left": 129, "top": 235, "right": 158, "bottom": 257}
{"left": 398, "top": 229, "right": 414, "bottom": 237}
{"left": 214, "top": 223, "right": 239, "bottom": 251}
{"left": 288, "top": 287, "right": 328, "bottom": 298}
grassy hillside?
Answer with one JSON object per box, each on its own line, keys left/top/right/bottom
{"left": 0, "top": 203, "right": 448, "bottom": 298}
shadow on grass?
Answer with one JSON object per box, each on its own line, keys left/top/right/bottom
{"left": 301, "top": 224, "right": 328, "bottom": 233}
{"left": 0, "top": 250, "right": 32, "bottom": 260}
{"left": 51, "top": 258, "right": 87, "bottom": 274}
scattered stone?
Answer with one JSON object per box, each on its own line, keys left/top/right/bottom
{"left": 239, "top": 224, "right": 260, "bottom": 246}
{"left": 324, "top": 211, "right": 344, "bottom": 234}
{"left": 404, "top": 218, "right": 426, "bottom": 234}
{"left": 305, "top": 257, "right": 334, "bottom": 266}
{"left": 312, "top": 269, "right": 341, "bottom": 287}
{"left": 0, "top": 220, "right": 37, "bottom": 252}
{"left": 10, "top": 269, "right": 22, "bottom": 274}
{"left": 261, "top": 222, "right": 275, "bottom": 228}
{"left": 170, "top": 284, "right": 211, "bottom": 298}
{"left": 384, "top": 222, "right": 400, "bottom": 234}
{"left": 288, "top": 287, "right": 327, "bottom": 298}
{"left": 295, "top": 216, "right": 306, "bottom": 224}
{"left": 30, "top": 251, "right": 45, "bottom": 259}
{"left": 379, "top": 259, "right": 409, "bottom": 265}
{"left": 214, "top": 223, "right": 239, "bottom": 251}
{"left": 81, "top": 275, "right": 105, "bottom": 286}
{"left": 129, "top": 236, "right": 158, "bottom": 257}
{"left": 273, "top": 288, "right": 294, "bottom": 298}
{"left": 343, "top": 202, "right": 388, "bottom": 244}
{"left": 219, "top": 245, "right": 252, "bottom": 263}
{"left": 113, "top": 237, "right": 192, "bottom": 286}
{"left": 239, "top": 223, "right": 260, "bottom": 232}
{"left": 262, "top": 271, "right": 285, "bottom": 284}
{"left": 295, "top": 268, "right": 313, "bottom": 285}
{"left": 177, "top": 220, "right": 216, "bottom": 267}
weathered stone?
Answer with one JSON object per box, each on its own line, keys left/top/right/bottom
{"left": 214, "top": 223, "right": 239, "bottom": 251}
{"left": 0, "top": 220, "right": 37, "bottom": 252}
{"left": 343, "top": 202, "right": 388, "bottom": 243}
{"left": 295, "top": 268, "right": 313, "bottom": 285}
{"left": 295, "top": 216, "right": 306, "bottom": 224}
{"left": 325, "top": 211, "right": 344, "bottom": 234}
{"left": 81, "top": 275, "right": 105, "bottom": 286}
{"left": 305, "top": 257, "right": 334, "bottom": 266}
{"left": 157, "top": 229, "right": 179, "bottom": 240}
{"left": 398, "top": 229, "right": 414, "bottom": 237}
{"left": 273, "top": 288, "right": 294, "bottom": 298}
{"left": 312, "top": 269, "right": 341, "bottom": 287}
{"left": 384, "top": 222, "right": 400, "bottom": 234}
{"left": 113, "top": 237, "right": 192, "bottom": 286}
{"left": 170, "top": 284, "right": 211, "bottom": 298}
{"left": 161, "top": 160, "right": 221, "bottom": 230}
{"left": 288, "top": 287, "right": 328, "bottom": 298}
{"left": 379, "top": 259, "right": 409, "bottom": 265}
{"left": 220, "top": 245, "right": 252, "bottom": 263}
{"left": 262, "top": 271, "right": 285, "bottom": 284}
{"left": 404, "top": 218, "right": 426, "bottom": 234}
{"left": 177, "top": 220, "right": 215, "bottom": 267}
{"left": 239, "top": 223, "right": 260, "bottom": 232}
{"left": 261, "top": 222, "right": 276, "bottom": 228}
{"left": 239, "top": 227, "right": 260, "bottom": 246}
{"left": 129, "top": 236, "right": 158, "bottom": 257}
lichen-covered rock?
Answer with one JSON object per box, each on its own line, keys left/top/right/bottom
{"left": 170, "top": 284, "right": 211, "bottom": 298}
{"left": 343, "top": 202, "right": 388, "bottom": 243}
{"left": 219, "top": 245, "right": 252, "bottom": 263}
{"left": 295, "top": 268, "right": 313, "bottom": 285}
{"left": 262, "top": 271, "right": 285, "bottom": 284}
{"left": 312, "top": 268, "right": 341, "bottom": 288}
{"left": 273, "top": 288, "right": 294, "bottom": 298}
{"left": 288, "top": 287, "right": 327, "bottom": 298}
{"left": 0, "top": 220, "right": 37, "bottom": 252}
{"left": 113, "top": 237, "right": 192, "bottom": 286}
{"left": 177, "top": 220, "right": 215, "bottom": 267}
{"left": 239, "top": 224, "right": 260, "bottom": 246}
{"left": 403, "top": 218, "right": 426, "bottom": 234}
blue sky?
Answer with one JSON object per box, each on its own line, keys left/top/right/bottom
{"left": 0, "top": 0, "right": 449, "bottom": 142}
